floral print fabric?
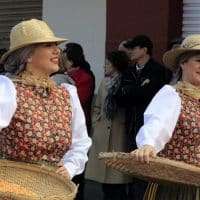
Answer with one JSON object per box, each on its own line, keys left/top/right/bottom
{"left": 0, "top": 83, "right": 72, "bottom": 164}
{"left": 159, "top": 91, "right": 200, "bottom": 166}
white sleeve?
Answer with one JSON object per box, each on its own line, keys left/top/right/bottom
{"left": 136, "top": 85, "right": 181, "bottom": 153}
{"left": 61, "top": 83, "right": 92, "bottom": 179}
{"left": 0, "top": 75, "right": 17, "bottom": 130}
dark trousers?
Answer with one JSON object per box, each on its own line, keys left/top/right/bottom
{"left": 127, "top": 178, "right": 148, "bottom": 200}
{"left": 73, "top": 173, "right": 85, "bottom": 200}
{"left": 102, "top": 183, "right": 128, "bottom": 200}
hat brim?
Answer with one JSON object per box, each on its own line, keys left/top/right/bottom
{"left": 0, "top": 37, "right": 68, "bottom": 63}
{"left": 163, "top": 47, "right": 200, "bottom": 71}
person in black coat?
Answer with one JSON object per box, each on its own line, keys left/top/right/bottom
{"left": 114, "top": 35, "right": 172, "bottom": 200}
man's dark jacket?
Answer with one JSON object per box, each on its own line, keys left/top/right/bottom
{"left": 115, "top": 58, "right": 171, "bottom": 150}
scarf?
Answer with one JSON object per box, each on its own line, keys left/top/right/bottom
{"left": 103, "top": 73, "right": 121, "bottom": 120}
{"left": 175, "top": 81, "right": 200, "bottom": 99}
{"left": 13, "top": 70, "right": 56, "bottom": 97}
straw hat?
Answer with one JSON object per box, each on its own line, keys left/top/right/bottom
{"left": 1, "top": 19, "right": 68, "bottom": 63}
{"left": 99, "top": 152, "right": 200, "bottom": 186}
{"left": 163, "top": 34, "right": 200, "bottom": 71}
{"left": 0, "top": 159, "right": 77, "bottom": 200}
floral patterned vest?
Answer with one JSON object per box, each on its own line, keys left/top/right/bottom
{"left": 0, "top": 83, "right": 72, "bottom": 164}
{"left": 159, "top": 91, "right": 200, "bottom": 166}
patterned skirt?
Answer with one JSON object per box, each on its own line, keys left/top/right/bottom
{"left": 143, "top": 182, "right": 200, "bottom": 200}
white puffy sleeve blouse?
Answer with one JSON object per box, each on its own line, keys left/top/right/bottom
{"left": 61, "top": 83, "right": 92, "bottom": 179}
{"left": 0, "top": 75, "right": 17, "bottom": 130}
{"left": 0, "top": 76, "right": 91, "bottom": 179}
{"left": 136, "top": 85, "right": 182, "bottom": 153}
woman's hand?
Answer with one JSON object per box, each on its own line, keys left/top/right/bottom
{"left": 56, "top": 160, "right": 71, "bottom": 180}
{"left": 130, "top": 145, "right": 157, "bottom": 163}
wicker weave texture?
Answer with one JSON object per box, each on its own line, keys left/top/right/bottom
{"left": 0, "top": 160, "right": 77, "bottom": 200}
{"left": 99, "top": 152, "right": 200, "bottom": 186}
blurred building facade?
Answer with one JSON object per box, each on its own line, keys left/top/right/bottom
{"left": 1, "top": 0, "right": 197, "bottom": 87}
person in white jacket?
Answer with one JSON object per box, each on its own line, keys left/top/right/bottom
{"left": 0, "top": 19, "right": 91, "bottom": 182}
{"left": 131, "top": 34, "right": 200, "bottom": 199}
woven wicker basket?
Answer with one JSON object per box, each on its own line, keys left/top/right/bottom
{"left": 99, "top": 152, "right": 200, "bottom": 186}
{"left": 0, "top": 159, "right": 77, "bottom": 200}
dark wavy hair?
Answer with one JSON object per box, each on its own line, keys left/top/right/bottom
{"left": 63, "top": 42, "right": 95, "bottom": 88}
{"left": 63, "top": 43, "right": 90, "bottom": 70}
{"left": 107, "top": 50, "right": 130, "bottom": 72}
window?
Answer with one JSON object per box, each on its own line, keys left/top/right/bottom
{"left": 0, "top": 0, "right": 42, "bottom": 49}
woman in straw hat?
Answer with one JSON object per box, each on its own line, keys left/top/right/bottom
{"left": 0, "top": 19, "right": 91, "bottom": 184}
{"left": 131, "top": 34, "right": 200, "bottom": 199}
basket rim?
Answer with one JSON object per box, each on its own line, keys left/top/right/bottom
{"left": 99, "top": 152, "right": 200, "bottom": 172}
{"left": 99, "top": 152, "right": 200, "bottom": 186}
{"left": 0, "top": 159, "right": 77, "bottom": 199}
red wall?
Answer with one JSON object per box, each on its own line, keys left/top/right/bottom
{"left": 106, "top": 0, "right": 183, "bottom": 62}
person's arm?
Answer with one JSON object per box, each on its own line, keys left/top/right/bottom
{"left": 115, "top": 66, "right": 168, "bottom": 107}
{"left": 0, "top": 75, "right": 17, "bottom": 130}
{"left": 60, "top": 83, "right": 92, "bottom": 179}
{"left": 136, "top": 85, "right": 181, "bottom": 152}
{"left": 131, "top": 85, "right": 181, "bottom": 163}
{"left": 74, "top": 73, "right": 94, "bottom": 106}
{"left": 91, "top": 80, "right": 104, "bottom": 123}
{"left": 114, "top": 68, "right": 137, "bottom": 106}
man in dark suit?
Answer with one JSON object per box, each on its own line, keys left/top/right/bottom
{"left": 114, "top": 35, "right": 172, "bottom": 200}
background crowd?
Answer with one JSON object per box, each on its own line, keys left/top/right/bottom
{"left": 1, "top": 21, "right": 192, "bottom": 200}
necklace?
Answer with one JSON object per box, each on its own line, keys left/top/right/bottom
{"left": 175, "top": 81, "right": 200, "bottom": 99}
